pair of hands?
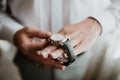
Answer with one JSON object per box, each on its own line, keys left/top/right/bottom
{"left": 14, "top": 18, "right": 101, "bottom": 70}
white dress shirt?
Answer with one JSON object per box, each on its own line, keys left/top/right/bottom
{"left": 0, "top": 0, "right": 120, "bottom": 80}
{"left": 0, "top": 0, "right": 120, "bottom": 43}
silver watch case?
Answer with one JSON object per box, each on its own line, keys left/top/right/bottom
{"left": 48, "top": 34, "right": 68, "bottom": 46}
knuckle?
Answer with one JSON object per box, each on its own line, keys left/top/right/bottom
{"left": 24, "top": 27, "right": 31, "bottom": 33}
{"left": 80, "top": 40, "right": 84, "bottom": 45}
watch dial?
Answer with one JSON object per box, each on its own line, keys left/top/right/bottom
{"left": 50, "top": 34, "right": 67, "bottom": 42}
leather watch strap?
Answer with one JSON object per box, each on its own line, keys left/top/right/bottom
{"left": 62, "top": 39, "right": 76, "bottom": 66}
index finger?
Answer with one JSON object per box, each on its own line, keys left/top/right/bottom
{"left": 51, "top": 60, "right": 65, "bottom": 70}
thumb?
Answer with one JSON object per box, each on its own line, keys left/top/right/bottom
{"left": 32, "top": 29, "right": 51, "bottom": 38}
{"left": 28, "top": 41, "right": 48, "bottom": 51}
{"left": 25, "top": 27, "right": 51, "bottom": 38}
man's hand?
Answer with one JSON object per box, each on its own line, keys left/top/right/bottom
{"left": 14, "top": 27, "right": 65, "bottom": 70}
{"left": 40, "top": 18, "right": 102, "bottom": 60}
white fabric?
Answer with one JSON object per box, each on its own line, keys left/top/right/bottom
{"left": 0, "top": 0, "right": 120, "bottom": 80}
{"left": 0, "top": 0, "right": 120, "bottom": 43}
{"left": 83, "top": 27, "right": 120, "bottom": 80}
{"left": 0, "top": 12, "right": 23, "bottom": 43}
{"left": 0, "top": 40, "right": 22, "bottom": 80}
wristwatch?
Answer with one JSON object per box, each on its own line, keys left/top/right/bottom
{"left": 48, "top": 33, "right": 76, "bottom": 66}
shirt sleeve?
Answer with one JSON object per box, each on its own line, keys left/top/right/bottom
{"left": 91, "top": 0, "right": 120, "bottom": 35}
{"left": 0, "top": 11, "right": 23, "bottom": 44}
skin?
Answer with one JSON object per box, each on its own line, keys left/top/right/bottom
{"left": 39, "top": 18, "right": 102, "bottom": 69}
{"left": 14, "top": 18, "right": 101, "bottom": 70}
{"left": 14, "top": 27, "right": 65, "bottom": 70}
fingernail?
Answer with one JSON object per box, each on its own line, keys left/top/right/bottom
{"left": 52, "top": 53, "right": 59, "bottom": 59}
{"left": 41, "top": 50, "right": 48, "bottom": 58}
{"left": 44, "top": 54, "right": 48, "bottom": 58}
{"left": 61, "top": 66, "right": 65, "bottom": 71}
{"left": 36, "top": 51, "right": 41, "bottom": 55}
{"left": 63, "top": 53, "right": 68, "bottom": 58}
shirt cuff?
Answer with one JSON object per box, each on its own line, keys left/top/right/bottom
{"left": 0, "top": 19, "right": 23, "bottom": 44}
{"left": 90, "top": 11, "right": 116, "bottom": 35}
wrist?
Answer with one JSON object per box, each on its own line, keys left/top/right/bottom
{"left": 87, "top": 17, "right": 102, "bottom": 35}
{"left": 13, "top": 28, "right": 23, "bottom": 47}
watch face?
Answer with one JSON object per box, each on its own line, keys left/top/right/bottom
{"left": 50, "top": 34, "right": 67, "bottom": 42}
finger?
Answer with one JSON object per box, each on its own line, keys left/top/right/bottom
{"left": 41, "top": 45, "right": 57, "bottom": 58}
{"left": 67, "top": 30, "right": 81, "bottom": 40}
{"left": 25, "top": 27, "right": 51, "bottom": 38}
{"left": 58, "top": 26, "right": 74, "bottom": 34}
{"left": 74, "top": 41, "right": 84, "bottom": 56}
{"left": 58, "top": 24, "right": 78, "bottom": 34}
{"left": 29, "top": 52, "right": 65, "bottom": 70}
{"left": 71, "top": 38, "right": 82, "bottom": 47}
{"left": 43, "top": 57, "right": 65, "bottom": 70}
{"left": 51, "top": 61, "right": 65, "bottom": 70}
{"left": 58, "top": 27, "right": 68, "bottom": 34}
{"left": 50, "top": 48, "right": 64, "bottom": 59}
{"left": 63, "top": 53, "right": 68, "bottom": 58}
{"left": 37, "top": 55, "right": 65, "bottom": 70}
{"left": 71, "top": 33, "right": 84, "bottom": 47}
{"left": 36, "top": 51, "right": 41, "bottom": 55}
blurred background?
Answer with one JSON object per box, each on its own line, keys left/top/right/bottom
{"left": 1, "top": 0, "right": 120, "bottom": 80}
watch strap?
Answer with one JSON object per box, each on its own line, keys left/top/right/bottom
{"left": 62, "top": 39, "right": 76, "bottom": 66}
